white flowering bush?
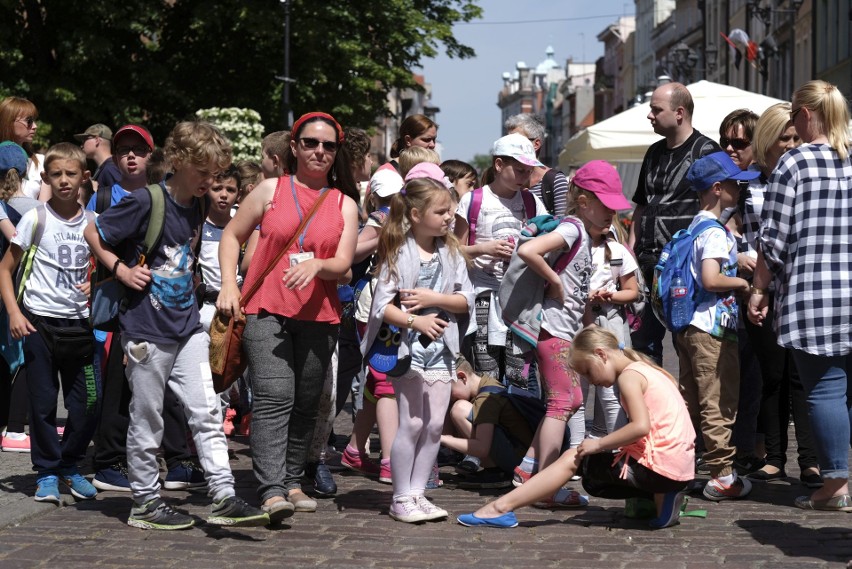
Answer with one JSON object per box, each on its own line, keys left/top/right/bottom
{"left": 195, "top": 107, "right": 264, "bottom": 164}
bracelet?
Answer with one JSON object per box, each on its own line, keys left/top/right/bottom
{"left": 113, "top": 259, "right": 124, "bottom": 275}
{"left": 406, "top": 314, "right": 416, "bottom": 328}
{"left": 749, "top": 286, "right": 766, "bottom": 295}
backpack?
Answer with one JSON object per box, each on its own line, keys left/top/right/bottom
{"left": 467, "top": 187, "right": 536, "bottom": 245}
{"left": 651, "top": 218, "right": 723, "bottom": 333}
{"left": 538, "top": 169, "right": 562, "bottom": 215}
{"left": 606, "top": 240, "right": 647, "bottom": 332}
{"left": 499, "top": 215, "right": 584, "bottom": 351}
{"left": 89, "top": 184, "right": 208, "bottom": 331}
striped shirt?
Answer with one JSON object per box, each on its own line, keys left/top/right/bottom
{"left": 529, "top": 170, "right": 569, "bottom": 217}
{"left": 758, "top": 143, "right": 852, "bottom": 356}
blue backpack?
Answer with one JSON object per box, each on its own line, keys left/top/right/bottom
{"left": 651, "top": 218, "right": 722, "bottom": 332}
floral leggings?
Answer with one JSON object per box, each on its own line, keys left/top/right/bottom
{"left": 536, "top": 330, "right": 583, "bottom": 421}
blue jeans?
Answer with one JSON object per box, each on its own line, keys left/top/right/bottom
{"left": 791, "top": 350, "right": 852, "bottom": 480}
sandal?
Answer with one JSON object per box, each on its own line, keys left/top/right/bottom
{"left": 794, "top": 494, "right": 852, "bottom": 512}
{"left": 748, "top": 468, "right": 786, "bottom": 482}
{"left": 799, "top": 469, "right": 824, "bottom": 489}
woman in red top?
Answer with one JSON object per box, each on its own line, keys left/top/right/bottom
{"left": 218, "top": 112, "right": 359, "bottom": 522}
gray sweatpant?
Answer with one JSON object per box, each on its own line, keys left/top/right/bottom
{"left": 123, "top": 333, "right": 234, "bottom": 505}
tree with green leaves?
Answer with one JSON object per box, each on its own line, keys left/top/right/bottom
{"left": 1, "top": 0, "right": 481, "bottom": 147}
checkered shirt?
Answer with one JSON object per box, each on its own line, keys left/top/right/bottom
{"left": 758, "top": 143, "right": 852, "bottom": 356}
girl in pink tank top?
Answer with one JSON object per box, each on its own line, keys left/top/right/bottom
{"left": 457, "top": 326, "right": 695, "bottom": 530}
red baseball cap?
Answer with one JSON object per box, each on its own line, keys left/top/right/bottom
{"left": 113, "top": 125, "right": 154, "bottom": 152}
{"left": 571, "top": 160, "right": 632, "bottom": 211}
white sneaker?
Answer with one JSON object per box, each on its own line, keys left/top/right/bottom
{"left": 413, "top": 495, "right": 448, "bottom": 521}
{"left": 389, "top": 497, "right": 430, "bottom": 523}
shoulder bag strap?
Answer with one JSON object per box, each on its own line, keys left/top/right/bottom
{"left": 239, "top": 186, "right": 332, "bottom": 307}
{"left": 551, "top": 217, "right": 584, "bottom": 275}
{"left": 467, "top": 187, "right": 483, "bottom": 246}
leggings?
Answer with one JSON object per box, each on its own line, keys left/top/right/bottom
{"left": 581, "top": 453, "right": 688, "bottom": 500}
{"left": 536, "top": 330, "right": 583, "bottom": 421}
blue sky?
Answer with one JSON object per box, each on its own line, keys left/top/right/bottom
{"left": 420, "top": 0, "right": 635, "bottom": 163}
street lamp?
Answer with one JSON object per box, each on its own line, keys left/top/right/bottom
{"left": 275, "top": 0, "right": 295, "bottom": 128}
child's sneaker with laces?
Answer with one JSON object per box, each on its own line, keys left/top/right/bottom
{"left": 413, "top": 495, "right": 448, "bottom": 521}
{"left": 34, "top": 475, "right": 61, "bottom": 504}
{"left": 60, "top": 469, "right": 97, "bottom": 500}
{"left": 389, "top": 497, "right": 429, "bottom": 523}
{"left": 1, "top": 432, "right": 31, "bottom": 453}
{"left": 341, "top": 446, "right": 380, "bottom": 477}
{"left": 703, "top": 475, "right": 752, "bottom": 501}
{"left": 208, "top": 496, "right": 270, "bottom": 527}
{"left": 127, "top": 498, "right": 195, "bottom": 530}
{"left": 164, "top": 460, "right": 207, "bottom": 490}
{"left": 379, "top": 458, "right": 392, "bottom": 484}
{"left": 93, "top": 462, "right": 131, "bottom": 492}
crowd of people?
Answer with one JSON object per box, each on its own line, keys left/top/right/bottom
{"left": 0, "top": 77, "right": 849, "bottom": 533}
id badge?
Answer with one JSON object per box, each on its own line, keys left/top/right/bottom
{"left": 289, "top": 251, "right": 315, "bottom": 266}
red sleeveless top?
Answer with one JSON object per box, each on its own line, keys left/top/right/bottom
{"left": 243, "top": 175, "right": 344, "bottom": 323}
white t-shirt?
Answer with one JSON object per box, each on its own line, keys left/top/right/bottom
{"left": 12, "top": 204, "right": 90, "bottom": 318}
{"left": 456, "top": 185, "right": 547, "bottom": 289}
{"left": 22, "top": 155, "right": 44, "bottom": 200}
{"left": 589, "top": 240, "right": 639, "bottom": 292}
{"left": 687, "top": 211, "right": 739, "bottom": 340}
{"left": 540, "top": 218, "right": 592, "bottom": 340}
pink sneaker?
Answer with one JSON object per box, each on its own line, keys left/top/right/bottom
{"left": 341, "top": 446, "right": 380, "bottom": 477}
{"left": 379, "top": 458, "right": 392, "bottom": 484}
{"left": 223, "top": 408, "right": 237, "bottom": 437}
{"left": 2, "top": 433, "right": 31, "bottom": 453}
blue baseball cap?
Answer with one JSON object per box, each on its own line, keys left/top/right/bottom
{"left": 0, "top": 142, "right": 28, "bottom": 176}
{"left": 687, "top": 151, "right": 760, "bottom": 192}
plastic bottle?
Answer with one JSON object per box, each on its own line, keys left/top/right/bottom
{"left": 670, "top": 271, "right": 690, "bottom": 330}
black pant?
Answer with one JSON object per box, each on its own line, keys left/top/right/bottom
{"left": 92, "top": 330, "right": 191, "bottom": 470}
{"left": 744, "top": 303, "right": 818, "bottom": 471}
{"left": 581, "top": 453, "right": 687, "bottom": 500}
{"left": 0, "top": 364, "right": 28, "bottom": 432}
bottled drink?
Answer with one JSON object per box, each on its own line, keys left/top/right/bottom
{"left": 670, "top": 271, "right": 690, "bottom": 330}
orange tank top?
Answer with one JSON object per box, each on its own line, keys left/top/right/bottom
{"left": 616, "top": 362, "right": 696, "bottom": 482}
{"left": 243, "top": 175, "right": 344, "bottom": 323}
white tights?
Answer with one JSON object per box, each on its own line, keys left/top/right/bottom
{"left": 390, "top": 368, "right": 451, "bottom": 500}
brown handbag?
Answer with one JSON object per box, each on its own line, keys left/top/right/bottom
{"left": 209, "top": 185, "right": 332, "bottom": 392}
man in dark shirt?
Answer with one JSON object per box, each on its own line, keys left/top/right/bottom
{"left": 75, "top": 123, "right": 121, "bottom": 188}
{"left": 628, "top": 83, "right": 721, "bottom": 364}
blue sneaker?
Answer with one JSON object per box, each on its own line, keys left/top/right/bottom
{"left": 164, "top": 461, "right": 207, "bottom": 490}
{"left": 457, "top": 511, "right": 518, "bottom": 528}
{"left": 93, "top": 462, "right": 131, "bottom": 492}
{"left": 35, "top": 475, "right": 61, "bottom": 505}
{"left": 60, "top": 469, "right": 98, "bottom": 500}
{"left": 649, "top": 490, "right": 686, "bottom": 529}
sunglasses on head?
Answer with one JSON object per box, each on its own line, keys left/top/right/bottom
{"left": 299, "top": 137, "right": 338, "bottom": 152}
{"left": 720, "top": 137, "right": 751, "bottom": 151}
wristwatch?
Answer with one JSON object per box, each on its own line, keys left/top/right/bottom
{"left": 406, "top": 314, "right": 416, "bottom": 328}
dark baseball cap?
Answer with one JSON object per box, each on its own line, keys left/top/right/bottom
{"left": 74, "top": 123, "right": 113, "bottom": 142}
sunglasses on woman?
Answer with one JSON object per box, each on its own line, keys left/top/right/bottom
{"left": 720, "top": 137, "right": 751, "bottom": 151}
{"left": 299, "top": 137, "right": 338, "bottom": 152}
{"left": 16, "top": 117, "right": 36, "bottom": 128}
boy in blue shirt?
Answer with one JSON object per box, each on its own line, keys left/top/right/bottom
{"left": 681, "top": 152, "right": 758, "bottom": 501}
{"left": 85, "top": 122, "right": 268, "bottom": 530}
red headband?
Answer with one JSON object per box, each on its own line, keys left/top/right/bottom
{"left": 292, "top": 112, "right": 344, "bottom": 144}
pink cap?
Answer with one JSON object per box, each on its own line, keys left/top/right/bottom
{"left": 404, "top": 162, "right": 445, "bottom": 183}
{"left": 571, "top": 160, "right": 631, "bottom": 211}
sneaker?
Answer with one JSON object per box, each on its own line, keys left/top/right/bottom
{"left": 389, "top": 497, "right": 430, "bottom": 523}
{"left": 512, "top": 465, "right": 534, "bottom": 488}
{"left": 59, "top": 469, "right": 97, "bottom": 500}
{"left": 703, "top": 475, "right": 753, "bottom": 501}
{"left": 733, "top": 454, "right": 765, "bottom": 476}
{"left": 164, "top": 461, "right": 207, "bottom": 490}
{"left": 93, "top": 463, "right": 132, "bottom": 492}
{"left": 379, "top": 458, "right": 392, "bottom": 484}
{"left": 437, "top": 446, "right": 463, "bottom": 467}
{"left": 341, "top": 446, "right": 380, "bottom": 477}
{"left": 648, "top": 490, "right": 685, "bottom": 529}
{"left": 1, "top": 432, "right": 30, "bottom": 453}
{"left": 695, "top": 454, "right": 710, "bottom": 475}
{"left": 533, "top": 490, "right": 589, "bottom": 509}
{"left": 127, "top": 498, "right": 195, "bottom": 530}
{"left": 34, "top": 475, "right": 61, "bottom": 505}
{"left": 455, "top": 455, "right": 481, "bottom": 475}
{"left": 287, "top": 490, "right": 317, "bottom": 512}
{"left": 308, "top": 462, "right": 337, "bottom": 497}
{"left": 426, "top": 462, "right": 443, "bottom": 489}
{"left": 208, "top": 496, "right": 270, "bottom": 527}
{"left": 223, "top": 408, "right": 237, "bottom": 437}
{"left": 457, "top": 467, "right": 512, "bottom": 489}
{"left": 413, "top": 495, "right": 448, "bottom": 521}
{"left": 236, "top": 412, "right": 251, "bottom": 437}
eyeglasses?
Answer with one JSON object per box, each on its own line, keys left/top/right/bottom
{"left": 790, "top": 107, "right": 804, "bottom": 121}
{"left": 720, "top": 137, "right": 751, "bottom": 151}
{"left": 16, "top": 117, "right": 36, "bottom": 128}
{"left": 115, "top": 145, "right": 151, "bottom": 157}
{"left": 299, "top": 137, "right": 338, "bottom": 152}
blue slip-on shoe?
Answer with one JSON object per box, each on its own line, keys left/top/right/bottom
{"left": 457, "top": 511, "right": 518, "bottom": 528}
{"left": 60, "top": 469, "right": 98, "bottom": 500}
{"left": 648, "top": 490, "right": 686, "bottom": 529}
{"left": 35, "top": 475, "right": 61, "bottom": 505}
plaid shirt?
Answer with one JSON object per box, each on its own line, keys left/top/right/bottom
{"left": 758, "top": 143, "right": 852, "bottom": 356}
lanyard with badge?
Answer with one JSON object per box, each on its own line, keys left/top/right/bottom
{"left": 289, "top": 176, "right": 328, "bottom": 266}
